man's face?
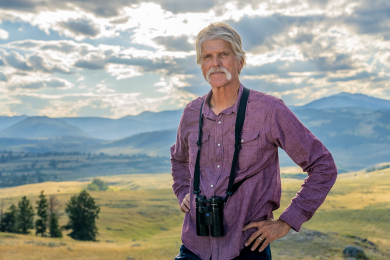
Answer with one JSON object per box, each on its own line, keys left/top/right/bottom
{"left": 200, "top": 38, "right": 243, "bottom": 88}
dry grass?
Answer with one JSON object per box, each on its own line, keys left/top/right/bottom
{"left": 0, "top": 168, "right": 389, "bottom": 259}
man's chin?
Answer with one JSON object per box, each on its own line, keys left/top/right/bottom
{"left": 209, "top": 74, "right": 228, "bottom": 82}
{"left": 209, "top": 79, "right": 230, "bottom": 88}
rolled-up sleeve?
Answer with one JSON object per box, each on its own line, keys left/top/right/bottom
{"left": 270, "top": 99, "right": 337, "bottom": 232}
{"left": 171, "top": 109, "right": 191, "bottom": 206}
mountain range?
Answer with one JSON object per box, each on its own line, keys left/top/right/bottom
{"left": 1, "top": 92, "right": 390, "bottom": 172}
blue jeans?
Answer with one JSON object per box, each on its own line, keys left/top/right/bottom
{"left": 175, "top": 242, "right": 272, "bottom": 260}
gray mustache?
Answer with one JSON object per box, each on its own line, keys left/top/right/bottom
{"left": 206, "top": 66, "right": 232, "bottom": 83}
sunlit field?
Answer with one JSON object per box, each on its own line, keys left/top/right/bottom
{"left": 0, "top": 168, "right": 389, "bottom": 260}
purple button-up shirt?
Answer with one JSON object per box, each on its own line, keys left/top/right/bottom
{"left": 170, "top": 83, "right": 337, "bottom": 260}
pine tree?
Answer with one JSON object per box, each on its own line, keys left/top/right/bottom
{"left": 64, "top": 190, "right": 100, "bottom": 241}
{"left": 35, "top": 190, "right": 48, "bottom": 236}
{"left": 17, "top": 196, "right": 34, "bottom": 234}
{"left": 0, "top": 204, "right": 18, "bottom": 233}
{"left": 49, "top": 212, "right": 62, "bottom": 238}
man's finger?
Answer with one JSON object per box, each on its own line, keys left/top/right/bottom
{"left": 250, "top": 236, "right": 264, "bottom": 251}
{"left": 242, "top": 220, "right": 267, "bottom": 231}
{"left": 242, "top": 222, "right": 257, "bottom": 231}
{"left": 244, "top": 230, "right": 261, "bottom": 246}
{"left": 258, "top": 240, "right": 270, "bottom": 253}
{"left": 180, "top": 202, "right": 188, "bottom": 213}
{"left": 183, "top": 199, "right": 190, "bottom": 211}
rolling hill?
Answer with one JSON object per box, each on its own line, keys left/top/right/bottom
{"left": 1, "top": 92, "right": 390, "bottom": 171}
{"left": 299, "top": 92, "right": 390, "bottom": 110}
{"left": 0, "top": 167, "right": 389, "bottom": 260}
{"left": 0, "top": 115, "right": 28, "bottom": 132}
{"left": 0, "top": 117, "right": 90, "bottom": 138}
{"left": 60, "top": 109, "right": 183, "bottom": 140}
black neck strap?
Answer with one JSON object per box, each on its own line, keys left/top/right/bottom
{"left": 193, "top": 87, "right": 250, "bottom": 203}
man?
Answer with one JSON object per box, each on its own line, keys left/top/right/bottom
{"left": 171, "top": 22, "right": 337, "bottom": 260}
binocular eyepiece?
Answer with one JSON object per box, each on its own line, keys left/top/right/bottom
{"left": 195, "top": 195, "right": 224, "bottom": 237}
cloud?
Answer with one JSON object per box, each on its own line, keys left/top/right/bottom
{"left": 27, "top": 54, "right": 72, "bottom": 74}
{"left": 4, "top": 51, "right": 34, "bottom": 71}
{"left": 0, "top": 48, "right": 74, "bottom": 76}
{"left": 225, "top": 14, "right": 327, "bottom": 53}
{"left": 156, "top": 0, "right": 219, "bottom": 14}
{"left": 6, "top": 76, "right": 73, "bottom": 90}
{"left": 244, "top": 53, "right": 354, "bottom": 76}
{"left": 57, "top": 18, "right": 101, "bottom": 37}
{"left": 328, "top": 71, "right": 374, "bottom": 82}
{"left": 0, "top": 0, "right": 39, "bottom": 12}
{"left": 152, "top": 35, "right": 193, "bottom": 51}
{"left": 6, "top": 40, "right": 89, "bottom": 53}
{"left": 1, "top": 0, "right": 390, "bottom": 118}
{"left": 74, "top": 59, "right": 106, "bottom": 70}
{"left": 0, "top": 0, "right": 222, "bottom": 17}
{"left": 106, "top": 64, "right": 142, "bottom": 80}
{"left": 0, "top": 72, "right": 7, "bottom": 82}
{"left": 0, "top": 28, "right": 9, "bottom": 39}
{"left": 345, "top": 0, "right": 390, "bottom": 36}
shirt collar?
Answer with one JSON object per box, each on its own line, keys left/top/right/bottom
{"left": 202, "top": 82, "right": 244, "bottom": 120}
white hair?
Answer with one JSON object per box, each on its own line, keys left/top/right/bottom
{"left": 195, "top": 22, "right": 246, "bottom": 73}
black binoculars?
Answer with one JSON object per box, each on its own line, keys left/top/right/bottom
{"left": 195, "top": 195, "right": 224, "bottom": 237}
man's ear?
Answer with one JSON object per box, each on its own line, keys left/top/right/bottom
{"left": 238, "top": 57, "right": 244, "bottom": 73}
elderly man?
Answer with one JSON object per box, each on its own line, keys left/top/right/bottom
{"left": 171, "top": 22, "right": 337, "bottom": 260}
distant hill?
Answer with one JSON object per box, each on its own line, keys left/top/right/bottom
{"left": 60, "top": 109, "right": 183, "bottom": 140}
{"left": 0, "top": 136, "right": 104, "bottom": 153}
{"left": 299, "top": 92, "right": 390, "bottom": 110}
{"left": 1, "top": 92, "right": 390, "bottom": 172}
{"left": 71, "top": 129, "right": 178, "bottom": 157}
{"left": 121, "top": 109, "right": 183, "bottom": 124}
{"left": 0, "top": 117, "right": 90, "bottom": 138}
{"left": 0, "top": 115, "right": 28, "bottom": 132}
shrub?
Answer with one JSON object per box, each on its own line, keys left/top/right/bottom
{"left": 87, "top": 178, "right": 108, "bottom": 191}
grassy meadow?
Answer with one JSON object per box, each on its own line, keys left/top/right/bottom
{"left": 0, "top": 168, "right": 389, "bottom": 260}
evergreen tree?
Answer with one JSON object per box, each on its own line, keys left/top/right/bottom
{"left": 0, "top": 204, "right": 18, "bottom": 233}
{"left": 17, "top": 196, "right": 34, "bottom": 234}
{"left": 64, "top": 190, "right": 100, "bottom": 241}
{"left": 35, "top": 190, "right": 48, "bottom": 236}
{"left": 49, "top": 212, "right": 62, "bottom": 238}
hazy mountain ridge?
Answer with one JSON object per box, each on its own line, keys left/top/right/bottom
{"left": 1, "top": 92, "right": 390, "bottom": 171}
{"left": 0, "top": 117, "right": 90, "bottom": 138}
{"left": 297, "top": 92, "right": 390, "bottom": 110}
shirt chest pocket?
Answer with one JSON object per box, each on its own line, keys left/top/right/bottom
{"left": 227, "top": 130, "right": 260, "bottom": 172}
{"left": 188, "top": 132, "right": 211, "bottom": 167}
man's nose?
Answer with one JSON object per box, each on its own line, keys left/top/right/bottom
{"left": 210, "top": 55, "right": 222, "bottom": 67}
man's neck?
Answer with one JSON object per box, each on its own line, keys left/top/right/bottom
{"left": 209, "top": 79, "right": 240, "bottom": 116}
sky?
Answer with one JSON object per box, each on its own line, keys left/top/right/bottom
{"left": 0, "top": 0, "right": 389, "bottom": 118}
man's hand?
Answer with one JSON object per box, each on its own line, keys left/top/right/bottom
{"left": 242, "top": 218, "right": 291, "bottom": 252}
{"left": 180, "top": 193, "right": 191, "bottom": 213}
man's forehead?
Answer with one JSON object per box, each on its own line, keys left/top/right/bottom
{"left": 201, "top": 38, "right": 233, "bottom": 53}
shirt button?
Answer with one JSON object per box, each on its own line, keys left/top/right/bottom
{"left": 241, "top": 139, "right": 244, "bottom": 143}
{"left": 218, "top": 121, "right": 221, "bottom": 124}
{"left": 217, "top": 165, "right": 220, "bottom": 168}
{"left": 211, "top": 185, "right": 214, "bottom": 187}
{"left": 217, "top": 143, "right": 221, "bottom": 146}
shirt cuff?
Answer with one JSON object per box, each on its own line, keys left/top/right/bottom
{"left": 279, "top": 204, "right": 308, "bottom": 232}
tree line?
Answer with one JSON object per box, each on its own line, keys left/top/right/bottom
{"left": 0, "top": 190, "right": 100, "bottom": 241}
{"left": 0, "top": 150, "right": 163, "bottom": 163}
